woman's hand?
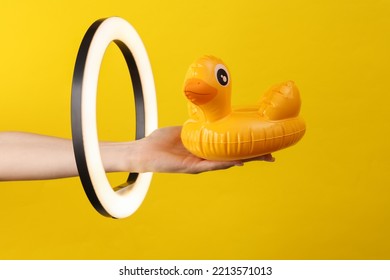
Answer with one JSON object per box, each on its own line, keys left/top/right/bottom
{"left": 117, "top": 126, "right": 275, "bottom": 174}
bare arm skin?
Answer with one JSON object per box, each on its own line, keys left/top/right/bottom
{"left": 0, "top": 126, "right": 274, "bottom": 181}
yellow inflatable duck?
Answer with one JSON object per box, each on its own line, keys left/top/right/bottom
{"left": 181, "top": 55, "right": 306, "bottom": 161}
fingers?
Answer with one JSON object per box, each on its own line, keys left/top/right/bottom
{"left": 260, "top": 153, "right": 276, "bottom": 162}
{"left": 242, "top": 153, "right": 275, "bottom": 163}
{"left": 189, "top": 154, "right": 275, "bottom": 174}
{"left": 188, "top": 160, "right": 239, "bottom": 174}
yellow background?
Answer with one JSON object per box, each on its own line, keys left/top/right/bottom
{"left": 0, "top": 0, "right": 389, "bottom": 259}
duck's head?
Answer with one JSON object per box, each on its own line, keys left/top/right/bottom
{"left": 183, "top": 56, "right": 232, "bottom": 121}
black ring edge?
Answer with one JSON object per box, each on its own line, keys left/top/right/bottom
{"left": 71, "top": 18, "right": 146, "bottom": 218}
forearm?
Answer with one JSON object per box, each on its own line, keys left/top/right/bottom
{"left": 0, "top": 132, "right": 134, "bottom": 181}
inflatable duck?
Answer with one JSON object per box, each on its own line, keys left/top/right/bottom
{"left": 181, "top": 55, "right": 306, "bottom": 161}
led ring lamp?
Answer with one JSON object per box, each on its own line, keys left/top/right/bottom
{"left": 71, "top": 17, "right": 158, "bottom": 219}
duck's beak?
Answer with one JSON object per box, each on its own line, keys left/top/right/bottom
{"left": 184, "top": 78, "right": 218, "bottom": 105}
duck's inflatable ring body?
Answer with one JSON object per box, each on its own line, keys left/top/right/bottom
{"left": 181, "top": 56, "right": 306, "bottom": 161}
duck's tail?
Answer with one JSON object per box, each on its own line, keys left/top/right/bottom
{"left": 258, "top": 81, "right": 301, "bottom": 120}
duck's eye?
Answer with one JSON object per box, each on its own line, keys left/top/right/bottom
{"left": 215, "top": 64, "right": 229, "bottom": 86}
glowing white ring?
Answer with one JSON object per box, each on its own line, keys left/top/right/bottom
{"left": 71, "top": 17, "right": 158, "bottom": 218}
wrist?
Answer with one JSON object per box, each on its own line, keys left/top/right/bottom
{"left": 100, "top": 142, "right": 130, "bottom": 173}
{"left": 100, "top": 140, "right": 147, "bottom": 173}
